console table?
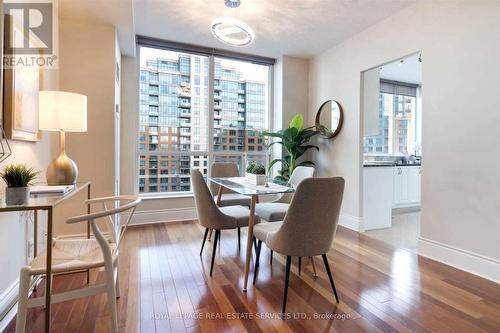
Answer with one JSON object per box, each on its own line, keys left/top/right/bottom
{"left": 0, "top": 182, "right": 91, "bottom": 333}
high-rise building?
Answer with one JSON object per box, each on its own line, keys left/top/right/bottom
{"left": 364, "top": 82, "right": 417, "bottom": 155}
{"left": 138, "top": 54, "right": 267, "bottom": 193}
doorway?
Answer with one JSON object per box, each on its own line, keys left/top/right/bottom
{"left": 361, "top": 53, "right": 422, "bottom": 252}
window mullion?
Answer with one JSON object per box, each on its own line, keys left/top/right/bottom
{"left": 207, "top": 55, "right": 215, "bottom": 178}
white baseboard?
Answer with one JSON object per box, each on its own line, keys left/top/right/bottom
{"left": 127, "top": 207, "right": 198, "bottom": 225}
{"left": 418, "top": 237, "right": 500, "bottom": 283}
{"left": 338, "top": 213, "right": 362, "bottom": 232}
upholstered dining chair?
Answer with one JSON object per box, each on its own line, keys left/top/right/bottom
{"left": 15, "top": 195, "right": 141, "bottom": 333}
{"left": 209, "top": 162, "right": 252, "bottom": 242}
{"left": 191, "top": 169, "right": 260, "bottom": 276}
{"left": 252, "top": 177, "right": 345, "bottom": 314}
{"left": 255, "top": 166, "right": 315, "bottom": 272}
{"left": 254, "top": 166, "right": 314, "bottom": 222}
{"left": 210, "top": 162, "right": 251, "bottom": 207}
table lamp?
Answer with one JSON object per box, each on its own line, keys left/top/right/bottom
{"left": 39, "top": 91, "right": 87, "bottom": 185}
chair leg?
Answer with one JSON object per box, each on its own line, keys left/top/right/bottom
{"left": 322, "top": 254, "right": 339, "bottom": 303}
{"left": 210, "top": 230, "right": 220, "bottom": 277}
{"left": 282, "top": 256, "right": 292, "bottom": 314}
{"left": 114, "top": 262, "right": 121, "bottom": 298}
{"left": 207, "top": 229, "right": 213, "bottom": 241}
{"left": 253, "top": 240, "right": 262, "bottom": 285}
{"left": 310, "top": 256, "right": 318, "bottom": 278}
{"left": 270, "top": 249, "right": 273, "bottom": 265}
{"left": 253, "top": 237, "right": 258, "bottom": 253}
{"left": 200, "top": 228, "right": 209, "bottom": 256}
{"left": 298, "top": 257, "right": 302, "bottom": 276}
{"left": 237, "top": 227, "right": 241, "bottom": 251}
{"left": 15, "top": 267, "right": 30, "bottom": 333}
{"left": 105, "top": 262, "right": 118, "bottom": 332}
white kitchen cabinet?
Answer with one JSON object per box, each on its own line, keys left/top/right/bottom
{"left": 363, "top": 166, "right": 394, "bottom": 231}
{"left": 393, "top": 166, "right": 421, "bottom": 207}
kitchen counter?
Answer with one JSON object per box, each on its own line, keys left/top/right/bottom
{"left": 363, "top": 163, "right": 421, "bottom": 167}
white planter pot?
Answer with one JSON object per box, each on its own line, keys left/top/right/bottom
{"left": 6, "top": 186, "right": 29, "bottom": 205}
{"left": 245, "top": 172, "right": 267, "bottom": 186}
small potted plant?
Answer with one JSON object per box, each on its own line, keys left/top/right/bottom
{"left": 1, "top": 164, "right": 38, "bottom": 205}
{"left": 245, "top": 162, "right": 267, "bottom": 186}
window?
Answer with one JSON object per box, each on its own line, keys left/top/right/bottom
{"left": 138, "top": 46, "right": 272, "bottom": 195}
{"left": 364, "top": 80, "right": 420, "bottom": 156}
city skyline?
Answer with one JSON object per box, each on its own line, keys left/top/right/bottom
{"left": 138, "top": 47, "right": 269, "bottom": 193}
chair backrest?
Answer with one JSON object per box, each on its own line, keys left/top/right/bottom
{"left": 191, "top": 169, "right": 225, "bottom": 229}
{"left": 288, "top": 166, "right": 315, "bottom": 188}
{"left": 269, "top": 177, "right": 345, "bottom": 257}
{"left": 66, "top": 196, "right": 141, "bottom": 265}
{"left": 209, "top": 162, "right": 240, "bottom": 195}
{"left": 277, "top": 166, "right": 315, "bottom": 204}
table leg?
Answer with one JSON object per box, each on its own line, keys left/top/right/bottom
{"left": 87, "top": 184, "right": 91, "bottom": 284}
{"left": 243, "top": 195, "right": 257, "bottom": 292}
{"left": 216, "top": 186, "right": 223, "bottom": 206}
{"left": 33, "top": 210, "right": 38, "bottom": 257}
{"left": 44, "top": 208, "right": 53, "bottom": 333}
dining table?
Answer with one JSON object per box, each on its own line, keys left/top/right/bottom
{"left": 208, "top": 176, "right": 294, "bottom": 291}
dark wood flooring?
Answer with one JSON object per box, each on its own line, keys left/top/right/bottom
{"left": 5, "top": 221, "right": 500, "bottom": 332}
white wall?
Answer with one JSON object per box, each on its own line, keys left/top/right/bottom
{"left": 308, "top": 0, "right": 500, "bottom": 281}
{"left": 57, "top": 18, "right": 119, "bottom": 235}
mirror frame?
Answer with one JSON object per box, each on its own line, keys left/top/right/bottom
{"left": 315, "top": 100, "right": 344, "bottom": 139}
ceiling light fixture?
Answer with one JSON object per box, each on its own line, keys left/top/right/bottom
{"left": 224, "top": 0, "right": 241, "bottom": 8}
{"left": 211, "top": 17, "right": 254, "bottom": 47}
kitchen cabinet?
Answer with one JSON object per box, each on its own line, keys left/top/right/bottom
{"left": 393, "top": 166, "right": 421, "bottom": 207}
{"left": 363, "top": 166, "right": 394, "bottom": 231}
{"left": 363, "top": 164, "right": 421, "bottom": 231}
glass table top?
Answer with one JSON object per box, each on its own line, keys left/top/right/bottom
{"left": 0, "top": 182, "right": 90, "bottom": 211}
{"left": 209, "top": 177, "right": 294, "bottom": 196}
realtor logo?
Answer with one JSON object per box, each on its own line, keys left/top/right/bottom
{"left": 3, "top": 0, "right": 58, "bottom": 68}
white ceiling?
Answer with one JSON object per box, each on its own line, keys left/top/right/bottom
{"left": 60, "top": 0, "right": 417, "bottom": 59}
{"left": 135, "top": 0, "right": 415, "bottom": 58}
{"left": 380, "top": 53, "right": 422, "bottom": 84}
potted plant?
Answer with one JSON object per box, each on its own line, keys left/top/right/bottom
{"left": 245, "top": 162, "right": 267, "bottom": 186}
{"left": 1, "top": 164, "right": 39, "bottom": 205}
{"left": 264, "top": 114, "right": 319, "bottom": 184}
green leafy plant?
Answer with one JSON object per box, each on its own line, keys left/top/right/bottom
{"left": 264, "top": 114, "right": 319, "bottom": 183}
{"left": 246, "top": 162, "right": 266, "bottom": 175}
{"left": 0, "top": 164, "right": 39, "bottom": 187}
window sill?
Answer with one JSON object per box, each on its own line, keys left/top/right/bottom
{"left": 139, "top": 192, "right": 194, "bottom": 200}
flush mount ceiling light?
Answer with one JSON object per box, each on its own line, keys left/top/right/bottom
{"left": 211, "top": 17, "right": 254, "bottom": 47}
{"left": 224, "top": 0, "right": 241, "bottom": 8}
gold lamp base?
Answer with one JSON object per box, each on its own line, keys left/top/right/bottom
{"left": 46, "top": 130, "right": 79, "bottom": 185}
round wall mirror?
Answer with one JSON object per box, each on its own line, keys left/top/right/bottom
{"left": 315, "top": 100, "right": 344, "bottom": 138}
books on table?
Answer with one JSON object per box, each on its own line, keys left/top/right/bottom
{"left": 30, "top": 185, "right": 74, "bottom": 195}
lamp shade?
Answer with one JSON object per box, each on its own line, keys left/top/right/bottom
{"left": 39, "top": 91, "right": 87, "bottom": 132}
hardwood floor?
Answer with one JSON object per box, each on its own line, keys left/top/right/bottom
{"left": 5, "top": 221, "right": 500, "bottom": 333}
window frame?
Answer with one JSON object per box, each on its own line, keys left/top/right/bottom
{"left": 136, "top": 42, "right": 274, "bottom": 199}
